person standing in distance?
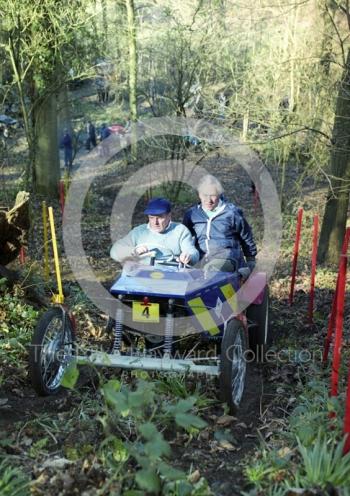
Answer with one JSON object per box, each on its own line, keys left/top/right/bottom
{"left": 60, "top": 129, "right": 73, "bottom": 171}
{"left": 86, "top": 120, "right": 97, "bottom": 150}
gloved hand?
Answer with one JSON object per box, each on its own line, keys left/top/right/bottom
{"left": 246, "top": 258, "right": 256, "bottom": 273}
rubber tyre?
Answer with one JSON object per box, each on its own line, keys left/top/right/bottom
{"left": 29, "top": 307, "right": 75, "bottom": 396}
{"left": 220, "top": 318, "right": 247, "bottom": 414}
{"left": 246, "top": 287, "right": 270, "bottom": 361}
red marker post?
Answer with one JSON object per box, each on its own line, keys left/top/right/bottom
{"left": 323, "top": 280, "right": 339, "bottom": 362}
{"left": 19, "top": 246, "right": 26, "bottom": 264}
{"left": 330, "top": 249, "right": 348, "bottom": 398}
{"left": 323, "top": 228, "right": 350, "bottom": 362}
{"left": 289, "top": 208, "right": 303, "bottom": 305}
{"left": 308, "top": 215, "right": 319, "bottom": 323}
{"left": 59, "top": 180, "right": 65, "bottom": 215}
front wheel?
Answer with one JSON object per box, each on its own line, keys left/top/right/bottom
{"left": 219, "top": 318, "right": 247, "bottom": 414}
{"left": 29, "top": 307, "right": 75, "bottom": 396}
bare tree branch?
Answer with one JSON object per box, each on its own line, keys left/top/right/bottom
{"left": 326, "top": 3, "right": 346, "bottom": 66}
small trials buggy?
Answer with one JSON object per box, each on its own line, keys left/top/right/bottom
{"left": 29, "top": 247, "right": 269, "bottom": 413}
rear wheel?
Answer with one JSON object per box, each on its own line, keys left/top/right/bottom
{"left": 247, "top": 287, "right": 270, "bottom": 360}
{"left": 29, "top": 307, "right": 75, "bottom": 396}
{"left": 220, "top": 318, "right": 247, "bottom": 414}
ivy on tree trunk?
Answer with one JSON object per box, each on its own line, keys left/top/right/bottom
{"left": 318, "top": 48, "right": 350, "bottom": 265}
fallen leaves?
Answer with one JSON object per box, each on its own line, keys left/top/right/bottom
{"left": 41, "top": 457, "right": 75, "bottom": 470}
{"left": 217, "top": 439, "right": 237, "bottom": 451}
{"left": 216, "top": 414, "right": 237, "bottom": 427}
{"left": 188, "top": 469, "right": 201, "bottom": 484}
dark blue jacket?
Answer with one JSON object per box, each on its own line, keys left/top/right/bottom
{"left": 61, "top": 133, "right": 72, "bottom": 150}
{"left": 101, "top": 126, "right": 111, "bottom": 140}
{"left": 183, "top": 202, "right": 257, "bottom": 267}
{"left": 88, "top": 123, "right": 96, "bottom": 139}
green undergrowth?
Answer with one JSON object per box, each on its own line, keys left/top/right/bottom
{"left": 0, "top": 459, "right": 30, "bottom": 496}
{"left": 280, "top": 209, "right": 320, "bottom": 260}
{"left": 241, "top": 229, "right": 349, "bottom": 496}
{"left": 1, "top": 330, "right": 213, "bottom": 495}
{"left": 243, "top": 359, "right": 350, "bottom": 495}
{"left": 145, "top": 182, "right": 197, "bottom": 205}
{"left": 58, "top": 364, "right": 212, "bottom": 495}
{"left": 0, "top": 283, "right": 38, "bottom": 380}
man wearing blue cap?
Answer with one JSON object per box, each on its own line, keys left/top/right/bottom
{"left": 110, "top": 198, "right": 199, "bottom": 265}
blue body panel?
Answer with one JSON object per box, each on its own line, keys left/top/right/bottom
{"left": 110, "top": 261, "right": 240, "bottom": 335}
{"left": 110, "top": 262, "right": 239, "bottom": 298}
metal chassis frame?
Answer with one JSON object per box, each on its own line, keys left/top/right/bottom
{"left": 76, "top": 351, "right": 220, "bottom": 376}
{"left": 74, "top": 314, "right": 244, "bottom": 377}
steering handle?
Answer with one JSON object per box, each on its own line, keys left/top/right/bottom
{"left": 156, "top": 259, "right": 191, "bottom": 269}
{"left": 134, "top": 244, "right": 175, "bottom": 261}
{"left": 132, "top": 244, "right": 191, "bottom": 268}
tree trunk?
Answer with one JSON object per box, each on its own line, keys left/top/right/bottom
{"left": 101, "top": 0, "right": 108, "bottom": 42}
{"left": 57, "top": 84, "right": 72, "bottom": 138}
{"left": 0, "top": 20, "right": 3, "bottom": 88}
{"left": 34, "top": 92, "right": 60, "bottom": 197}
{"left": 7, "top": 36, "right": 35, "bottom": 188}
{"left": 318, "top": 49, "right": 350, "bottom": 264}
{"left": 126, "top": 0, "right": 138, "bottom": 159}
{"left": 126, "top": 0, "right": 137, "bottom": 122}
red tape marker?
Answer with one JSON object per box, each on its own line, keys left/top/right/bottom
{"left": 59, "top": 180, "right": 65, "bottom": 215}
{"left": 323, "top": 228, "right": 350, "bottom": 362}
{"left": 289, "top": 208, "right": 303, "bottom": 305}
{"left": 19, "top": 246, "right": 26, "bottom": 264}
{"left": 323, "top": 279, "right": 339, "bottom": 363}
{"left": 308, "top": 215, "right": 319, "bottom": 323}
{"left": 330, "top": 251, "right": 348, "bottom": 398}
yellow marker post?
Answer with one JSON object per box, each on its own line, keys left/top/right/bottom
{"left": 48, "top": 206, "right": 64, "bottom": 304}
{"left": 42, "top": 201, "right": 49, "bottom": 281}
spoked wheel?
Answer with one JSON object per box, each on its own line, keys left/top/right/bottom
{"left": 246, "top": 286, "right": 270, "bottom": 361}
{"left": 220, "top": 318, "right": 247, "bottom": 414}
{"left": 29, "top": 307, "right": 75, "bottom": 396}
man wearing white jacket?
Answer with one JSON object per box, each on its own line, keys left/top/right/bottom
{"left": 110, "top": 198, "right": 199, "bottom": 265}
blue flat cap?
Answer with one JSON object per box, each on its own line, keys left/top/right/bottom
{"left": 144, "top": 197, "right": 171, "bottom": 215}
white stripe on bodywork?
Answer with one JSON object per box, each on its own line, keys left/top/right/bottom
{"left": 111, "top": 277, "right": 188, "bottom": 296}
